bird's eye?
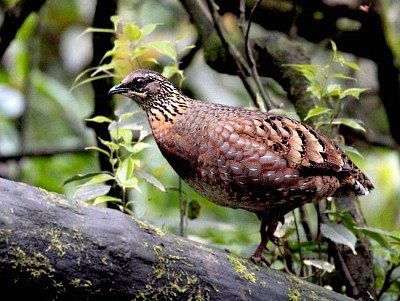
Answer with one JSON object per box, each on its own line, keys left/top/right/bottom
{"left": 132, "top": 77, "right": 147, "bottom": 90}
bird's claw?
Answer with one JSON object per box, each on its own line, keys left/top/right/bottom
{"left": 270, "top": 235, "right": 281, "bottom": 246}
{"left": 250, "top": 254, "right": 270, "bottom": 265}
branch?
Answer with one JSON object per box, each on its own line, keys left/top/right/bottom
{"left": 0, "top": 146, "right": 88, "bottom": 162}
{"left": 242, "top": 0, "right": 275, "bottom": 110}
{"left": 179, "top": 0, "right": 318, "bottom": 120}
{"left": 0, "top": 177, "right": 355, "bottom": 300}
{"left": 205, "top": 0, "right": 260, "bottom": 108}
{"left": 213, "top": 0, "right": 400, "bottom": 146}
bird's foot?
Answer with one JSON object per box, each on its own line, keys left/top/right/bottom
{"left": 250, "top": 253, "right": 271, "bottom": 265}
{"left": 250, "top": 241, "right": 271, "bottom": 265}
{"left": 270, "top": 234, "right": 281, "bottom": 246}
{"left": 251, "top": 212, "right": 283, "bottom": 264}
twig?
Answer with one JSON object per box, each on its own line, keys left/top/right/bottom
{"left": 205, "top": 0, "right": 259, "bottom": 108}
{"left": 330, "top": 241, "right": 360, "bottom": 297}
{"left": 238, "top": 0, "right": 246, "bottom": 35}
{"left": 293, "top": 210, "right": 304, "bottom": 275}
{"left": 243, "top": 0, "right": 275, "bottom": 110}
{"left": 377, "top": 264, "right": 398, "bottom": 300}
{"left": 179, "top": 177, "right": 188, "bottom": 237}
{"left": 0, "top": 146, "right": 89, "bottom": 162}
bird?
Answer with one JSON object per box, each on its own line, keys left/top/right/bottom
{"left": 108, "top": 69, "right": 374, "bottom": 263}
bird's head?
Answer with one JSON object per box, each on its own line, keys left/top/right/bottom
{"left": 109, "top": 69, "right": 193, "bottom": 123}
{"left": 108, "top": 69, "right": 176, "bottom": 105}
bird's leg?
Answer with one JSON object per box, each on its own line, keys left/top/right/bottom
{"left": 250, "top": 213, "right": 284, "bottom": 264}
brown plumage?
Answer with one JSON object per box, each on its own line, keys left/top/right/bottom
{"left": 109, "top": 69, "right": 374, "bottom": 263}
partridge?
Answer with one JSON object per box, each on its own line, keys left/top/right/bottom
{"left": 108, "top": 69, "right": 374, "bottom": 263}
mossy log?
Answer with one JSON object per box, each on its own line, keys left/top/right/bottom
{"left": 0, "top": 178, "right": 354, "bottom": 300}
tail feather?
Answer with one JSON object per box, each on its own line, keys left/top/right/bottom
{"left": 354, "top": 179, "right": 371, "bottom": 195}
{"left": 334, "top": 172, "right": 374, "bottom": 197}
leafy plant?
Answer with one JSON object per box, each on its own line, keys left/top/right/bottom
{"left": 73, "top": 15, "right": 192, "bottom": 90}
{"left": 280, "top": 42, "right": 370, "bottom": 273}
{"left": 65, "top": 112, "right": 165, "bottom": 215}
{"left": 284, "top": 41, "right": 400, "bottom": 298}
{"left": 68, "top": 17, "right": 194, "bottom": 231}
{"left": 287, "top": 41, "right": 368, "bottom": 136}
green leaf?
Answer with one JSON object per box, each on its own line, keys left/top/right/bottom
{"left": 330, "top": 40, "right": 337, "bottom": 52}
{"left": 98, "top": 137, "right": 120, "bottom": 151}
{"left": 143, "top": 57, "right": 160, "bottom": 65}
{"left": 339, "top": 88, "right": 368, "bottom": 99}
{"left": 329, "top": 73, "right": 356, "bottom": 81}
{"left": 110, "top": 128, "right": 133, "bottom": 143}
{"left": 116, "top": 157, "right": 134, "bottom": 183}
{"left": 321, "top": 222, "right": 357, "bottom": 254}
{"left": 74, "top": 184, "right": 111, "bottom": 202}
{"left": 132, "top": 142, "right": 151, "bottom": 154}
{"left": 93, "top": 195, "right": 123, "bottom": 206}
{"left": 85, "top": 146, "right": 110, "bottom": 157}
{"left": 306, "top": 85, "right": 324, "bottom": 100}
{"left": 78, "top": 27, "right": 114, "bottom": 40}
{"left": 326, "top": 84, "right": 342, "bottom": 98}
{"left": 390, "top": 266, "right": 400, "bottom": 283}
{"left": 110, "top": 15, "right": 122, "bottom": 31}
{"left": 187, "top": 200, "right": 201, "bottom": 220}
{"left": 91, "top": 63, "right": 116, "bottom": 76}
{"left": 63, "top": 172, "right": 104, "bottom": 185}
{"left": 101, "top": 48, "right": 118, "bottom": 61}
{"left": 162, "top": 65, "right": 184, "bottom": 79}
{"left": 284, "top": 63, "right": 320, "bottom": 84}
{"left": 81, "top": 173, "right": 114, "bottom": 186}
{"left": 71, "top": 74, "right": 110, "bottom": 91}
{"left": 130, "top": 159, "right": 141, "bottom": 168}
{"left": 303, "top": 259, "right": 335, "bottom": 273}
{"left": 145, "top": 40, "right": 177, "bottom": 61}
{"left": 117, "top": 111, "right": 137, "bottom": 121}
{"left": 120, "top": 177, "right": 140, "bottom": 190}
{"left": 86, "top": 116, "right": 113, "bottom": 123}
{"left": 120, "top": 143, "right": 135, "bottom": 153}
{"left": 72, "top": 66, "right": 98, "bottom": 88}
{"left": 133, "top": 170, "right": 165, "bottom": 192}
{"left": 341, "top": 60, "right": 361, "bottom": 71}
{"left": 141, "top": 23, "right": 159, "bottom": 37}
{"left": 355, "top": 226, "right": 400, "bottom": 244}
{"left": 123, "top": 24, "right": 141, "bottom": 41}
{"left": 331, "top": 118, "right": 366, "bottom": 132}
{"left": 131, "top": 47, "right": 149, "bottom": 60}
{"left": 304, "top": 106, "right": 332, "bottom": 121}
{"left": 341, "top": 145, "right": 364, "bottom": 158}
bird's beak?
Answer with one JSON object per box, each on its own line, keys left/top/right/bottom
{"left": 108, "top": 83, "right": 129, "bottom": 95}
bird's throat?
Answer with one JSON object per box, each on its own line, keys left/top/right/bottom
{"left": 146, "top": 97, "right": 192, "bottom": 126}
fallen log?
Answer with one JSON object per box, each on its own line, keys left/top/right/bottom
{"left": 0, "top": 177, "right": 353, "bottom": 300}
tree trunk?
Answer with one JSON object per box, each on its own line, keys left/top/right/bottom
{"left": 0, "top": 178, "right": 354, "bottom": 300}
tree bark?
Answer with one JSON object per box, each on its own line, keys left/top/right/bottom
{"left": 88, "top": 0, "right": 122, "bottom": 206}
{"left": 0, "top": 177, "right": 354, "bottom": 300}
